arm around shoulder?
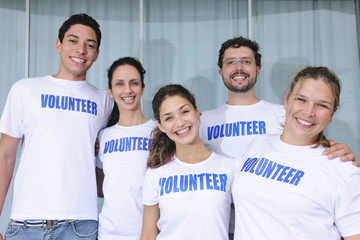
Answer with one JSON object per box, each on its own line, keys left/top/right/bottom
{"left": 140, "top": 204, "right": 160, "bottom": 240}
{"left": 0, "top": 133, "right": 21, "bottom": 216}
{"left": 344, "top": 235, "right": 360, "bottom": 240}
{"left": 323, "top": 140, "right": 359, "bottom": 166}
{"left": 96, "top": 166, "right": 104, "bottom": 198}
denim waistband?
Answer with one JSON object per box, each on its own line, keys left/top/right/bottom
{"left": 11, "top": 220, "right": 74, "bottom": 229}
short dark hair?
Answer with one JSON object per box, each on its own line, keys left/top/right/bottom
{"left": 58, "top": 13, "right": 101, "bottom": 50}
{"left": 217, "top": 36, "right": 262, "bottom": 69}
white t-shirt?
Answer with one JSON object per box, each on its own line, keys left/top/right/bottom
{"left": 143, "top": 153, "right": 235, "bottom": 240}
{"left": 232, "top": 135, "right": 360, "bottom": 239}
{"left": 0, "top": 75, "right": 113, "bottom": 220}
{"left": 199, "top": 100, "right": 285, "bottom": 233}
{"left": 96, "top": 120, "right": 156, "bottom": 240}
{"left": 199, "top": 101, "right": 285, "bottom": 158}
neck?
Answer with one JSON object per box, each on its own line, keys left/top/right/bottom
{"left": 226, "top": 89, "right": 260, "bottom": 105}
{"left": 175, "top": 138, "right": 212, "bottom": 164}
{"left": 280, "top": 130, "right": 317, "bottom": 146}
{"left": 52, "top": 64, "right": 87, "bottom": 81}
{"left": 52, "top": 72, "right": 86, "bottom": 81}
{"left": 118, "top": 109, "right": 148, "bottom": 126}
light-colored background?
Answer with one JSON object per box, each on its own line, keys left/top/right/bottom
{"left": 1, "top": 0, "right": 359, "bottom": 234}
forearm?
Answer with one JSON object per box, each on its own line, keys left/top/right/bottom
{"left": 0, "top": 156, "right": 15, "bottom": 216}
{"left": 140, "top": 205, "right": 160, "bottom": 240}
{"left": 344, "top": 235, "right": 360, "bottom": 240}
{"left": 0, "top": 134, "right": 20, "bottom": 216}
{"left": 95, "top": 167, "right": 104, "bottom": 198}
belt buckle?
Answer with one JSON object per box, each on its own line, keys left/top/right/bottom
{"left": 44, "top": 220, "right": 54, "bottom": 229}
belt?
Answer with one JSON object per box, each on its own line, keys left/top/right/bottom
{"left": 11, "top": 220, "right": 74, "bottom": 229}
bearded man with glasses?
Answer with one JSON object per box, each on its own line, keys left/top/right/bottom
{"left": 198, "top": 36, "right": 358, "bottom": 240}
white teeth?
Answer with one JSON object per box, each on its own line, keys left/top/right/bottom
{"left": 122, "top": 97, "right": 134, "bottom": 102}
{"left": 176, "top": 127, "right": 190, "bottom": 135}
{"left": 297, "top": 118, "right": 312, "bottom": 126}
{"left": 233, "top": 76, "right": 246, "bottom": 80}
{"left": 72, "top": 57, "right": 85, "bottom": 63}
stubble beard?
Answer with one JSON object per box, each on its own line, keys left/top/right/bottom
{"left": 223, "top": 75, "right": 257, "bottom": 93}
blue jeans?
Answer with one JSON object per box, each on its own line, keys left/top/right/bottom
{"left": 4, "top": 220, "right": 98, "bottom": 240}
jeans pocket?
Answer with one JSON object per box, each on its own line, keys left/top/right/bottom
{"left": 4, "top": 223, "right": 21, "bottom": 238}
{"left": 71, "top": 220, "right": 98, "bottom": 238}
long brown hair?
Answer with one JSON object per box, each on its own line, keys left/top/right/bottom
{"left": 285, "top": 66, "right": 341, "bottom": 148}
{"left": 147, "top": 84, "right": 197, "bottom": 168}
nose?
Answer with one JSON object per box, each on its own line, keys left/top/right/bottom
{"left": 174, "top": 115, "right": 185, "bottom": 127}
{"left": 124, "top": 83, "right": 133, "bottom": 93}
{"left": 303, "top": 103, "right": 315, "bottom": 116}
{"left": 234, "top": 60, "right": 245, "bottom": 70}
{"left": 76, "top": 43, "right": 87, "bottom": 54}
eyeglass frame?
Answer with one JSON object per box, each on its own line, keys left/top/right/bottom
{"left": 222, "top": 57, "right": 255, "bottom": 67}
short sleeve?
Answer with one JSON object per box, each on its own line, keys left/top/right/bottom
{"left": 0, "top": 81, "right": 25, "bottom": 138}
{"left": 96, "top": 129, "right": 106, "bottom": 169}
{"left": 335, "top": 171, "right": 360, "bottom": 237}
{"left": 142, "top": 168, "right": 160, "bottom": 206}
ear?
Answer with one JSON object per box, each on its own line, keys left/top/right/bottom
{"left": 55, "top": 39, "right": 62, "bottom": 53}
{"left": 93, "top": 49, "right": 100, "bottom": 62}
{"left": 107, "top": 86, "right": 114, "bottom": 99}
{"left": 195, "top": 105, "right": 201, "bottom": 118}
{"left": 283, "top": 94, "right": 289, "bottom": 110}
{"left": 141, "top": 84, "right": 145, "bottom": 96}
{"left": 219, "top": 68, "right": 222, "bottom": 75}
{"left": 256, "top": 66, "right": 261, "bottom": 76}
{"left": 157, "top": 120, "right": 165, "bottom": 133}
{"left": 331, "top": 106, "right": 338, "bottom": 118}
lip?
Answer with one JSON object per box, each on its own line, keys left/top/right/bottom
{"left": 231, "top": 72, "right": 248, "bottom": 81}
{"left": 70, "top": 56, "right": 86, "bottom": 64}
{"left": 121, "top": 96, "right": 135, "bottom": 104}
{"left": 295, "top": 117, "right": 315, "bottom": 128}
{"left": 175, "top": 126, "right": 191, "bottom": 136}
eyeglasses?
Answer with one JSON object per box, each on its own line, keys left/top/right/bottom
{"left": 223, "top": 57, "right": 255, "bottom": 67}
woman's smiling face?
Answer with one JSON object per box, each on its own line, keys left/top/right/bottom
{"left": 157, "top": 95, "right": 200, "bottom": 146}
{"left": 108, "top": 64, "right": 144, "bottom": 112}
{"left": 282, "top": 78, "right": 336, "bottom": 146}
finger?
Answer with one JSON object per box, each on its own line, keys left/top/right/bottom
{"left": 328, "top": 148, "right": 352, "bottom": 160}
{"left": 328, "top": 139, "right": 336, "bottom": 147}
{"left": 352, "top": 160, "right": 360, "bottom": 167}
{"left": 339, "top": 153, "right": 356, "bottom": 162}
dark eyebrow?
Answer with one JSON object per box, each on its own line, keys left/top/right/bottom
{"left": 179, "top": 104, "right": 190, "bottom": 110}
{"left": 66, "top": 34, "right": 97, "bottom": 45}
{"left": 160, "top": 104, "right": 189, "bottom": 118}
{"left": 296, "top": 94, "right": 333, "bottom": 106}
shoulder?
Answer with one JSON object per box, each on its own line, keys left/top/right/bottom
{"left": 259, "top": 100, "right": 282, "bottom": 108}
{"left": 12, "top": 76, "right": 48, "bottom": 87}
{"left": 81, "top": 84, "right": 113, "bottom": 111}
{"left": 83, "top": 82, "right": 108, "bottom": 96}
{"left": 258, "top": 100, "right": 284, "bottom": 113}
{"left": 145, "top": 119, "right": 157, "bottom": 129}
{"left": 211, "top": 152, "right": 236, "bottom": 168}
{"left": 145, "top": 161, "right": 175, "bottom": 178}
{"left": 201, "top": 104, "right": 226, "bottom": 117}
{"left": 319, "top": 150, "right": 360, "bottom": 178}
{"left": 98, "top": 124, "right": 117, "bottom": 138}
{"left": 212, "top": 152, "right": 235, "bottom": 162}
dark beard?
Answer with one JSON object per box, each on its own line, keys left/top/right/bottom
{"left": 224, "top": 78, "right": 257, "bottom": 93}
